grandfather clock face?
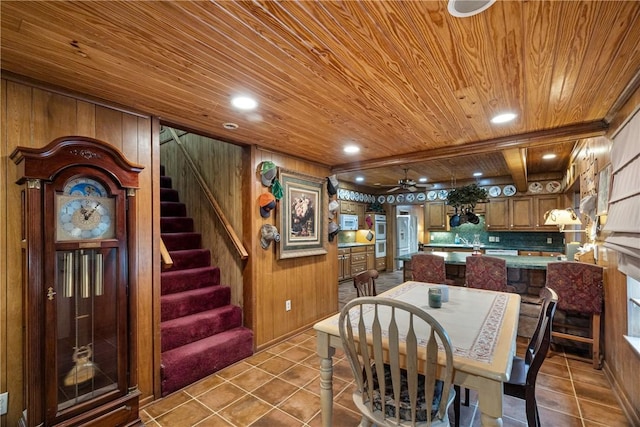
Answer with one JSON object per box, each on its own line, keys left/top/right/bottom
{"left": 56, "top": 177, "right": 116, "bottom": 240}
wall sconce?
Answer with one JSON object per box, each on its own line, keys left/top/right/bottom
{"left": 544, "top": 208, "right": 583, "bottom": 232}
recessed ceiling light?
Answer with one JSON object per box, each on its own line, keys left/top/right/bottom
{"left": 473, "top": 172, "right": 483, "bottom": 177}
{"left": 542, "top": 153, "right": 557, "bottom": 160}
{"left": 344, "top": 145, "right": 360, "bottom": 154}
{"left": 418, "top": 177, "right": 428, "bottom": 183}
{"left": 355, "top": 176, "right": 364, "bottom": 182}
{"left": 222, "top": 122, "right": 239, "bottom": 130}
{"left": 491, "top": 112, "right": 517, "bottom": 124}
{"left": 231, "top": 96, "right": 258, "bottom": 110}
{"left": 448, "top": 0, "right": 497, "bottom": 18}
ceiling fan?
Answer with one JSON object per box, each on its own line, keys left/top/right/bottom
{"left": 385, "top": 168, "right": 431, "bottom": 193}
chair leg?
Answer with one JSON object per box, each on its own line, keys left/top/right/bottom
{"left": 592, "top": 313, "right": 602, "bottom": 369}
{"left": 525, "top": 388, "right": 540, "bottom": 427}
{"left": 453, "top": 385, "right": 461, "bottom": 427}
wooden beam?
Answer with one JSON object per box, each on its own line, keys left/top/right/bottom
{"left": 332, "top": 120, "right": 608, "bottom": 173}
{"left": 502, "top": 148, "right": 528, "bottom": 193}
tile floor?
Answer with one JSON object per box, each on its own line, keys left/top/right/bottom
{"left": 141, "top": 273, "right": 631, "bottom": 426}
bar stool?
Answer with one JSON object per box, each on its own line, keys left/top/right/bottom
{"left": 411, "top": 253, "right": 455, "bottom": 285}
{"left": 465, "top": 255, "right": 515, "bottom": 292}
{"left": 546, "top": 261, "right": 604, "bottom": 368}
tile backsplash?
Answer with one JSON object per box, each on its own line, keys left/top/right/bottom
{"left": 428, "top": 216, "right": 565, "bottom": 251}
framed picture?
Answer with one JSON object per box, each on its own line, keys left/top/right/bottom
{"left": 278, "top": 169, "right": 327, "bottom": 259}
{"left": 597, "top": 164, "right": 612, "bottom": 215}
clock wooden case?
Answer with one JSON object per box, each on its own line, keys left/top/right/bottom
{"left": 11, "top": 137, "right": 144, "bottom": 427}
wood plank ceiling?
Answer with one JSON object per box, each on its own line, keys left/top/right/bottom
{"left": 2, "top": 1, "right": 639, "bottom": 191}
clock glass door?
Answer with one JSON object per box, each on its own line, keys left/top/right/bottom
{"left": 54, "top": 248, "right": 120, "bottom": 412}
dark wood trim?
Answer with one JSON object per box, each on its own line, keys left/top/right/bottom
{"left": 332, "top": 121, "right": 608, "bottom": 173}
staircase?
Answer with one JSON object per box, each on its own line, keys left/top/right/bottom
{"left": 160, "top": 166, "right": 253, "bottom": 396}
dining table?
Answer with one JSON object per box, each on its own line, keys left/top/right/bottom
{"left": 314, "top": 281, "right": 521, "bottom": 427}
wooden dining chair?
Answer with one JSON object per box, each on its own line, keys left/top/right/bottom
{"left": 338, "top": 297, "right": 456, "bottom": 426}
{"left": 411, "top": 253, "right": 455, "bottom": 285}
{"left": 452, "top": 287, "right": 558, "bottom": 427}
{"left": 504, "top": 287, "right": 559, "bottom": 427}
{"left": 546, "top": 261, "right": 604, "bottom": 368}
{"left": 353, "top": 269, "right": 379, "bottom": 297}
{"left": 465, "top": 255, "right": 515, "bottom": 292}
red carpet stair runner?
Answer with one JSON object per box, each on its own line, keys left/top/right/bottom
{"left": 160, "top": 166, "right": 253, "bottom": 396}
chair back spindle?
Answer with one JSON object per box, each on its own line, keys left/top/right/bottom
{"left": 339, "top": 297, "right": 456, "bottom": 426}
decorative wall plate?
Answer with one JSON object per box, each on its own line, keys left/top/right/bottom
{"left": 396, "top": 194, "right": 405, "bottom": 203}
{"left": 437, "top": 190, "right": 448, "bottom": 200}
{"left": 503, "top": 185, "right": 517, "bottom": 196}
{"left": 406, "top": 193, "right": 416, "bottom": 202}
{"left": 488, "top": 186, "right": 501, "bottom": 197}
{"left": 528, "top": 182, "right": 543, "bottom": 193}
{"left": 378, "top": 195, "right": 386, "bottom": 204}
{"left": 546, "top": 181, "right": 561, "bottom": 193}
{"left": 416, "top": 193, "right": 426, "bottom": 202}
{"left": 338, "top": 188, "right": 346, "bottom": 200}
{"left": 427, "top": 191, "right": 437, "bottom": 201}
{"left": 386, "top": 194, "right": 395, "bottom": 204}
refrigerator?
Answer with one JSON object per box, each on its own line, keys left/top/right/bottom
{"left": 396, "top": 214, "right": 418, "bottom": 270}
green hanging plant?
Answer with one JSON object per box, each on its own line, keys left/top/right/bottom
{"left": 446, "top": 183, "right": 488, "bottom": 210}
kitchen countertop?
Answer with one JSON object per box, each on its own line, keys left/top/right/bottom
{"left": 397, "top": 251, "right": 562, "bottom": 270}
{"left": 423, "top": 243, "right": 563, "bottom": 252}
{"left": 337, "top": 242, "right": 374, "bottom": 248}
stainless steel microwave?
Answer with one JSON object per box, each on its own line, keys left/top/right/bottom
{"left": 339, "top": 214, "right": 359, "bottom": 231}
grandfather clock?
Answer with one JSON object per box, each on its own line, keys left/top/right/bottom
{"left": 11, "top": 137, "right": 143, "bottom": 426}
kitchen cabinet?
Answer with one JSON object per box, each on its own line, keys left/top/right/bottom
{"left": 338, "top": 245, "right": 375, "bottom": 281}
{"left": 509, "top": 197, "right": 535, "bottom": 230}
{"left": 535, "top": 195, "right": 562, "bottom": 230}
{"left": 338, "top": 249, "right": 350, "bottom": 281}
{"left": 485, "top": 196, "right": 561, "bottom": 231}
{"left": 425, "top": 201, "right": 448, "bottom": 230}
{"left": 485, "top": 198, "right": 509, "bottom": 230}
{"left": 350, "top": 246, "right": 368, "bottom": 277}
{"left": 340, "top": 201, "right": 366, "bottom": 228}
{"left": 541, "top": 251, "right": 564, "bottom": 257}
{"left": 366, "top": 246, "right": 375, "bottom": 269}
{"left": 375, "top": 257, "right": 386, "bottom": 271}
{"left": 519, "top": 250, "right": 542, "bottom": 256}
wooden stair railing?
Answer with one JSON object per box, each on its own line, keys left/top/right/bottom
{"left": 167, "top": 128, "right": 249, "bottom": 260}
{"left": 160, "top": 238, "right": 174, "bottom": 269}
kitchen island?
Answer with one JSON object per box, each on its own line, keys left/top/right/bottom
{"left": 398, "top": 251, "right": 561, "bottom": 337}
{"left": 397, "top": 251, "right": 562, "bottom": 270}
{"left": 397, "top": 251, "right": 561, "bottom": 298}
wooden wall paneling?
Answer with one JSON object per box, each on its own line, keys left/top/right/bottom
{"left": 3, "top": 80, "right": 34, "bottom": 426}
{"left": 0, "top": 78, "right": 5, "bottom": 404}
{"left": 75, "top": 100, "right": 96, "bottom": 137}
{"left": 249, "top": 149, "right": 337, "bottom": 349}
{"left": 601, "top": 249, "right": 640, "bottom": 425}
{"left": 96, "top": 105, "right": 124, "bottom": 150}
{"left": 0, "top": 79, "right": 156, "bottom": 422}
{"left": 150, "top": 117, "right": 162, "bottom": 401}
{"left": 32, "top": 88, "right": 77, "bottom": 142}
